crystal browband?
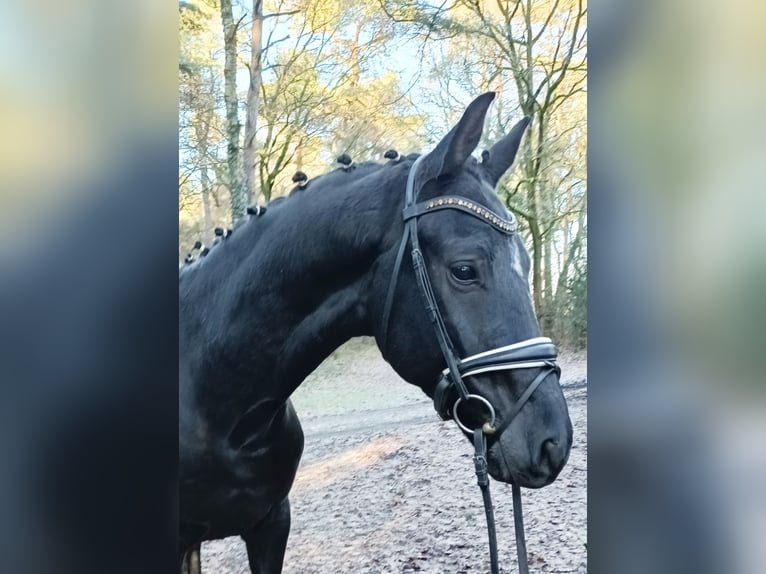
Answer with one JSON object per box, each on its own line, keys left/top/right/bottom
{"left": 402, "top": 195, "right": 517, "bottom": 234}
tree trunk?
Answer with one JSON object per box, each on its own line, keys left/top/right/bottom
{"left": 523, "top": 122, "right": 543, "bottom": 315}
{"left": 556, "top": 214, "right": 585, "bottom": 301}
{"left": 530, "top": 228, "right": 543, "bottom": 315}
{"left": 195, "top": 115, "right": 213, "bottom": 234}
{"left": 528, "top": 217, "right": 543, "bottom": 314}
{"left": 258, "top": 123, "right": 276, "bottom": 202}
{"left": 220, "top": 0, "right": 244, "bottom": 223}
{"left": 242, "top": 0, "right": 263, "bottom": 206}
{"left": 542, "top": 217, "right": 554, "bottom": 332}
{"left": 337, "top": 23, "right": 363, "bottom": 154}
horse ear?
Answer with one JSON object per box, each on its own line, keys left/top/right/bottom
{"left": 482, "top": 117, "right": 531, "bottom": 187}
{"left": 416, "top": 92, "right": 496, "bottom": 184}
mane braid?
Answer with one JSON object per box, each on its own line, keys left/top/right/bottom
{"left": 178, "top": 158, "right": 407, "bottom": 277}
{"left": 180, "top": 152, "right": 512, "bottom": 275}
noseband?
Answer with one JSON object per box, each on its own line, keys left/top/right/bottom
{"left": 380, "top": 155, "right": 561, "bottom": 574}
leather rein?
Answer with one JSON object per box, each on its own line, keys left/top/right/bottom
{"left": 380, "top": 155, "right": 561, "bottom": 574}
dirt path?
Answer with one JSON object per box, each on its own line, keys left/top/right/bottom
{"left": 202, "top": 339, "right": 587, "bottom": 573}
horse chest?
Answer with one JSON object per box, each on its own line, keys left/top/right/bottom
{"left": 180, "top": 400, "right": 305, "bottom": 540}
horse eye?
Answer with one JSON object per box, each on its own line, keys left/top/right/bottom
{"left": 451, "top": 264, "right": 477, "bottom": 282}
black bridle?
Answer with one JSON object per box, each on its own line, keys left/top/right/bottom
{"left": 381, "top": 155, "right": 561, "bottom": 574}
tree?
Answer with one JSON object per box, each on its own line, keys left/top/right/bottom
{"left": 180, "top": 0, "right": 228, "bottom": 253}
{"left": 220, "top": 0, "right": 245, "bottom": 222}
{"left": 253, "top": 0, "right": 426, "bottom": 201}
{"left": 380, "top": 0, "right": 587, "bottom": 340}
{"left": 242, "top": 0, "right": 264, "bottom": 206}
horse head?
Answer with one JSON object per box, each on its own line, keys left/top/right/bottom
{"left": 373, "top": 93, "right": 572, "bottom": 488}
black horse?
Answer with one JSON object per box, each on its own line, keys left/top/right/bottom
{"left": 179, "top": 92, "right": 573, "bottom": 573}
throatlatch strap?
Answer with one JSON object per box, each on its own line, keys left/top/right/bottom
{"left": 380, "top": 224, "right": 411, "bottom": 352}
{"left": 380, "top": 154, "right": 424, "bottom": 353}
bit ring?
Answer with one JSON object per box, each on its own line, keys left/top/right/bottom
{"left": 453, "top": 394, "right": 496, "bottom": 434}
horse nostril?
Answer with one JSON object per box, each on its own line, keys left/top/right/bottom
{"left": 540, "top": 438, "right": 565, "bottom": 472}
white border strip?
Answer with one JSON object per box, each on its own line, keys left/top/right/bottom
{"left": 458, "top": 337, "right": 553, "bottom": 364}
{"left": 441, "top": 360, "right": 551, "bottom": 377}
{"left": 460, "top": 361, "right": 551, "bottom": 378}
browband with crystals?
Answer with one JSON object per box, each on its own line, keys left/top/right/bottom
{"left": 402, "top": 195, "right": 517, "bottom": 234}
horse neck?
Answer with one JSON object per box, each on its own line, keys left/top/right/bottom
{"left": 182, "top": 168, "right": 402, "bottom": 408}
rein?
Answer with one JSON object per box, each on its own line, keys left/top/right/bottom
{"left": 381, "top": 156, "right": 561, "bottom": 574}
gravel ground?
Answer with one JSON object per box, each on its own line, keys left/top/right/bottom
{"left": 202, "top": 339, "right": 587, "bottom": 573}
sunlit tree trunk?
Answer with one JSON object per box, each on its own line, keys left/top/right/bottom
{"left": 194, "top": 113, "right": 213, "bottom": 233}
{"left": 220, "top": 0, "right": 244, "bottom": 223}
{"left": 542, "top": 210, "right": 554, "bottom": 332}
{"left": 243, "top": 0, "right": 263, "bottom": 206}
